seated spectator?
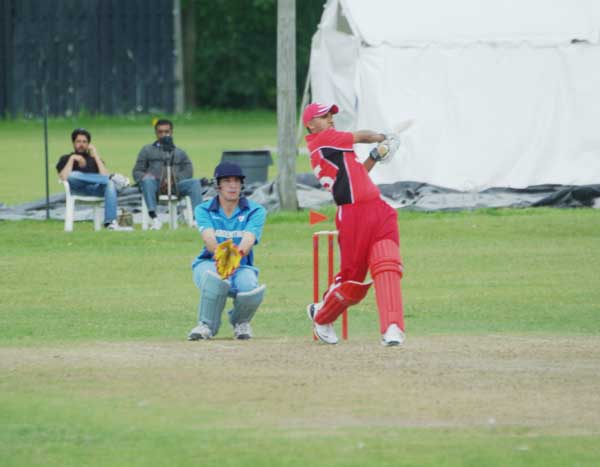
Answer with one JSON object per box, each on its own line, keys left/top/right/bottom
{"left": 132, "top": 119, "right": 203, "bottom": 230}
{"left": 56, "top": 128, "right": 132, "bottom": 231}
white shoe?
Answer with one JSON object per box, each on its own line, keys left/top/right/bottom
{"left": 188, "top": 322, "right": 212, "bottom": 340}
{"left": 105, "top": 220, "right": 133, "bottom": 231}
{"left": 381, "top": 323, "right": 405, "bottom": 347}
{"left": 150, "top": 217, "right": 163, "bottom": 230}
{"left": 109, "top": 173, "right": 130, "bottom": 192}
{"left": 307, "top": 302, "right": 338, "bottom": 345}
{"left": 233, "top": 322, "right": 252, "bottom": 340}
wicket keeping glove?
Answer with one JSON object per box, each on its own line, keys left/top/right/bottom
{"left": 215, "top": 239, "right": 243, "bottom": 279}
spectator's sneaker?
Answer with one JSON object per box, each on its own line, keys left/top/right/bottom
{"left": 105, "top": 220, "right": 133, "bottom": 231}
{"left": 109, "top": 173, "right": 130, "bottom": 192}
{"left": 150, "top": 217, "right": 163, "bottom": 230}
{"left": 307, "top": 302, "right": 338, "bottom": 345}
{"left": 233, "top": 322, "right": 252, "bottom": 340}
{"left": 188, "top": 323, "right": 212, "bottom": 340}
{"left": 381, "top": 323, "right": 405, "bottom": 347}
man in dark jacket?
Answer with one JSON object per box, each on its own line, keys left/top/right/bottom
{"left": 132, "top": 119, "right": 203, "bottom": 230}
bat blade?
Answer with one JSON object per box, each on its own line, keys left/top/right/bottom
{"left": 393, "top": 119, "right": 414, "bottom": 135}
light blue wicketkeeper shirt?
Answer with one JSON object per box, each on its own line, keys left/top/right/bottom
{"left": 192, "top": 196, "right": 266, "bottom": 270}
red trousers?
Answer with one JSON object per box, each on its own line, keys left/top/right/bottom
{"left": 335, "top": 197, "right": 401, "bottom": 284}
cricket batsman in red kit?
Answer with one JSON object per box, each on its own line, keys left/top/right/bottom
{"left": 304, "top": 103, "right": 406, "bottom": 346}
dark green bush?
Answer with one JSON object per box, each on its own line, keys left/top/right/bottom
{"left": 191, "top": 0, "right": 324, "bottom": 109}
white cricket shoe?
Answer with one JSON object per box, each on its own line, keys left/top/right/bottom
{"left": 381, "top": 323, "right": 405, "bottom": 347}
{"left": 233, "top": 322, "right": 252, "bottom": 340}
{"left": 105, "top": 220, "right": 133, "bottom": 231}
{"left": 188, "top": 322, "right": 212, "bottom": 340}
{"left": 150, "top": 217, "right": 163, "bottom": 230}
{"left": 307, "top": 302, "right": 338, "bottom": 345}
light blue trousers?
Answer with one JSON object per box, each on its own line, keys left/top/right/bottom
{"left": 193, "top": 261, "right": 258, "bottom": 297}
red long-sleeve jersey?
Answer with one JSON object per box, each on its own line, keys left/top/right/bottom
{"left": 305, "top": 128, "right": 380, "bottom": 205}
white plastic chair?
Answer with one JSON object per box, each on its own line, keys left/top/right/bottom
{"left": 141, "top": 195, "right": 194, "bottom": 230}
{"left": 61, "top": 180, "right": 103, "bottom": 232}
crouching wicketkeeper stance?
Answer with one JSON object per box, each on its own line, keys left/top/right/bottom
{"left": 304, "top": 103, "right": 411, "bottom": 346}
{"left": 188, "top": 162, "right": 267, "bottom": 341}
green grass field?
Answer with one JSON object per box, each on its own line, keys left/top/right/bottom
{"left": 0, "top": 111, "right": 311, "bottom": 206}
{"left": 1, "top": 114, "right": 599, "bottom": 466}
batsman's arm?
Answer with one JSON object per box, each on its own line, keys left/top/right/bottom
{"left": 353, "top": 130, "right": 386, "bottom": 172}
{"left": 363, "top": 156, "right": 376, "bottom": 173}
{"left": 200, "top": 228, "right": 219, "bottom": 254}
{"left": 353, "top": 130, "right": 386, "bottom": 145}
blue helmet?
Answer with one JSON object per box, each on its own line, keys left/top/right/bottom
{"left": 214, "top": 161, "right": 245, "bottom": 181}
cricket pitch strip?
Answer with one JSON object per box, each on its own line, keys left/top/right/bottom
{"left": 2, "top": 335, "right": 599, "bottom": 435}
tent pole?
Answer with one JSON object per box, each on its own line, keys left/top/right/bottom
{"left": 296, "top": 63, "right": 311, "bottom": 146}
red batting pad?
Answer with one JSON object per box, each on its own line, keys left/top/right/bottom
{"left": 314, "top": 280, "right": 372, "bottom": 325}
{"left": 369, "top": 239, "right": 405, "bottom": 333}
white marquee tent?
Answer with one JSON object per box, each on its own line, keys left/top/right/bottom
{"left": 308, "top": 0, "right": 600, "bottom": 190}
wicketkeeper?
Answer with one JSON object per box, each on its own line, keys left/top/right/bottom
{"left": 188, "top": 162, "right": 267, "bottom": 341}
{"left": 304, "top": 103, "right": 410, "bottom": 346}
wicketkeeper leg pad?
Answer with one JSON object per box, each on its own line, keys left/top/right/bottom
{"left": 199, "top": 270, "right": 231, "bottom": 336}
{"left": 229, "top": 285, "right": 266, "bottom": 326}
{"left": 314, "top": 280, "right": 372, "bottom": 325}
{"left": 369, "top": 239, "right": 405, "bottom": 333}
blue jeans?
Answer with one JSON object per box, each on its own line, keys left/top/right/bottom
{"left": 68, "top": 171, "right": 117, "bottom": 223}
{"left": 192, "top": 261, "right": 258, "bottom": 297}
{"left": 140, "top": 177, "right": 203, "bottom": 214}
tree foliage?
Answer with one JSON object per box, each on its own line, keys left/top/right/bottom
{"left": 189, "top": 0, "right": 325, "bottom": 109}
